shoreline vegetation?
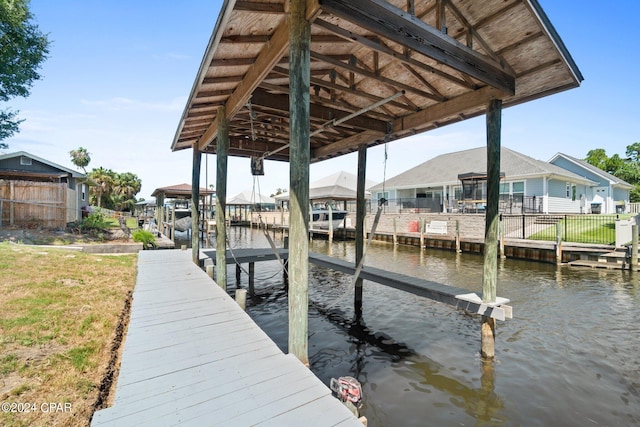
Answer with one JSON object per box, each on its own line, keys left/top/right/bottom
{"left": 0, "top": 242, "right": 136, "bottom": 427}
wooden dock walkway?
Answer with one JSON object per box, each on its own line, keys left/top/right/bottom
{"left": 202, "top": 249, "right": 512, "bottom": 321}
{"left": 91, "top": 250, "right": 363, "bottom": 427}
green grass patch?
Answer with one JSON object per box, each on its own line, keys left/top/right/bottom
{"left": 65, "top": 343, "right": 98, "bottom": 372}
{"left": 527, "top": 214, "right": 625, "bottom": 245}
{"left": 0, "top": 354, "right": 19, "bottom": 374}
{"left": 103, "top": 216, "right": 138, "bottom": 229}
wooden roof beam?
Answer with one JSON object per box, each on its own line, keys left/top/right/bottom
{"left": 250, "top": 87, "right": 389, "bottom": 133}
{"left": 311, "top": 130, "right": 383, "bottom": 161}
{"left": 270, "top": 64, "right": 415, "bottom": 112}
{"left": 311, "top": 51, "right": 442, "bottom": 102}
{"left": 313, "top": 18, "right": 474, "bottom": 91}
{"left": 318, "top": 0, "right": 515, "bottom": 95}
{"left": 395, "top": 85, "right": 506, "bottom": 132}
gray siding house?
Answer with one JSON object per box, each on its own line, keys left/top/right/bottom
{"left": 368, "top": 146, "right": 621, "bottom": 215}
{"left": 0, "top": 151, "right": 88, "bottom": 226}
{"left": 549, "top": 153, "right": 632, "bottom": 214}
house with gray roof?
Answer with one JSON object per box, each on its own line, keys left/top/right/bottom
{"left": 368, "top": 146, "right": 625, "bottom": 215}
{"left": 549, "top": 153, "right": 633, "bottom": 214}
{"left": 0, "top": 151, "right": 88, "bottom": 226}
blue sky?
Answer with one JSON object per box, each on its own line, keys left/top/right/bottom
{"left": 4, "top": 1, "right": 639, "bottom": 200}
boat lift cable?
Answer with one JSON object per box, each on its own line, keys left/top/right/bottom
{"left": 258, "top": 90, "right": 405, "bottom": 161}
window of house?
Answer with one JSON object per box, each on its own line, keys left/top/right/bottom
{"left": 566, "top": 182, "right": 571, "bottom": 198}
{"left": 20, "top": 156, "right": 32, "bottom": 165}
{"left": 377, "top": 191, "right": 388, "bottom": 201}
{"left": 453, "top": 186, "right": 462, "bottom": 200}
{"left": 82, "top": 184, "right": 87, "bottom": 201}
{"left": 512, "top": 181, "right": 524, "bottom": 196}
{"left": 572, "top": 184, "right": 577, "bottom": 201}
{"left": 499, "top": 183, "right": 510, "bottom": 194}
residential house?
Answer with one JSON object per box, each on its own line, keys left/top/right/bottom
{"left": 368, "top": 146, "right": 624, "bottom": 215}
{"left": 549, "top": 153, "right": 633, "bottom": 214}
{"left": 0, "top": 151, "right": 88, "bottom": 227}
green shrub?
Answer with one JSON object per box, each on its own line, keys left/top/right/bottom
{"left": 132, "top": 229, "right": 156, "bottom": 249}
{"left": 81, "top": 210, "right": 109, "bottom": 231}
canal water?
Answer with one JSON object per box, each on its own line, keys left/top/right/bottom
{"left": 217, "top": 227, "right": 640, "bottom": 426}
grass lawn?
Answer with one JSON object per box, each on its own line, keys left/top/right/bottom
{"left": 0, "top": 243, "right": 136, "bottom": 427}
{"left": 528, "top": 214, "right": 633, "bottom": 245}
{"left": 102, "top": 217, "right": 139, "bottom": 229}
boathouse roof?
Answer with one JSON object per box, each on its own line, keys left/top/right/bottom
{"left": 151, "top": 183, "right": 215, "bottom": 199}
{"left": 171, "top": 0, "right": 582, "bottom": 162}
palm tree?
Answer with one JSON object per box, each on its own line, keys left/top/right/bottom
{"left": 112, "top": 172, "right": 142, "bottom": 211}
{"left": 69, "top": 147, "right": 91, "bottom": 174}
{"left": 89, "top": 167, "right": 115, "bottom": 208}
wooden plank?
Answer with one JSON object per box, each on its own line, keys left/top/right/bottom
{"left": 91, "top": 250, "right": 362, "bottom": 427}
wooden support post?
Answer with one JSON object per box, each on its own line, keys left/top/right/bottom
{"left": 206, "top": 264, "right": 214, "bottom": 280}
{"left": 499, "top": 216, "right": 505, "bottom": 259}
{"left": 171, "top": 203, "right": 176, "bottom": 241}
{"left": 216, "top": 106, "right": 229, "bottom": 290}
{"left": 420, "top": 217, "right": 425, "bottom": 248}
{"left": 555, "top": 222, "right": 563, "bottom": 264}
{"left": 236, "top": 264, "right": 242, "bottom": 284}
{"left": 328, "top": 203, "right": 333, "bottom": 243}
{"left": 155, "top": 193, "right": 164, "bottom": 236}
{"left": 481, "top": 98, "right": 502, "bottom": 360}
{"left": 632, "top": 224, "right": 638, "bottom": 270}
{"left": 235, "top": 289, "right": 247, "bottom": 310}
{"left": 393, "top": 217, "right": 398, "bottom": 245}
{"left": 283, "top": 236, "right": 289, "bottom": 283}
{"left": 191, "top": 145, "right": 202, "bottom": 264}
{"left": 354, "top": 144, "right": 367, "bottom": 318}
{"left": 9, "top": 181, "right": 14, "bottom": 225}
{"left": 455, "top": 220, "right": 461, "bottom": 253}
{"left": 249, "top": 262, "right": 255, "bottom": 293}
{"left": 288, "top": 0, "right": 311, "bottom": 366}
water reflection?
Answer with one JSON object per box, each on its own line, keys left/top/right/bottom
{"left": 226, "top": 228, "right": 639, "bottom": 427}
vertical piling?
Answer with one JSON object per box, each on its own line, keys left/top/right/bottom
{"left": 355, "top": 144, "right": 367, "bottom": 318}
{"left": 328, "top": 203, "right": 333, "bottom": 243}
{"left": 288, "top": 0, "right": 311, "bottom": 366}
{"left": 555, "top": 222, "right": 563, "bottom": 264}
{"left": 191, "top": 145, "right": 201, "bottom": 264}
{"left": 216, "top": 106, "right": 229, "bottom": 290}
{"left": 235, "top": 289, "right": 247, "bottom": 310}
{"left": 482, "top": 98, "right": 502, "bottom": 360}
{"left": 393, "top": 217, "right": 398, "bottom": 245}
{"left": 632, "top": 224, "right": 638, "bottom": 270}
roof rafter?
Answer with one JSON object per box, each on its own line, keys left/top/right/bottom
{"left": 312, "top": 18, "right": 474, "bottom": 91}
{"left": 317, "top": 0, "right": 515, "bottom": 95}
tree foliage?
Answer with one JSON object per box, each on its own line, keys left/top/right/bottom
{"left": 87, "top": 167, "right": 142, "bottom": 211}
{"left": 585, "top": 143, "right": 640, "bottom": 203}
{"left": 69, "top": 147, "right": 91, "bottom": 173}
{"left": 0, "top": 0, "right": 50, "bottom": 141}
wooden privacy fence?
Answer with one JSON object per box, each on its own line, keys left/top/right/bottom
{"left": 0, "top": 180, "right": 77, "bottom": 229}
